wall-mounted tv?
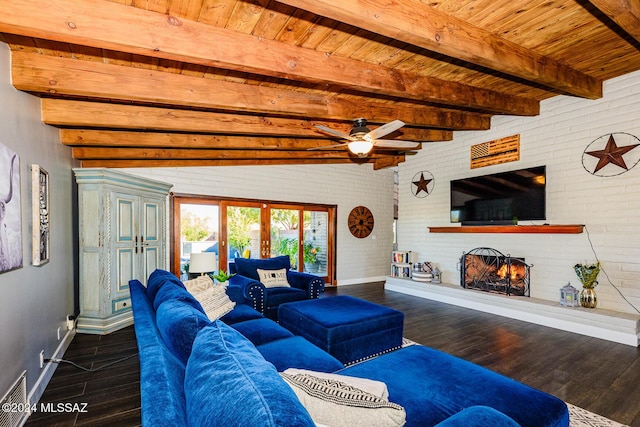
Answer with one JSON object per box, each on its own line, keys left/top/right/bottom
{"left": 450, "top": 166, "right": 546, "bottom": 225}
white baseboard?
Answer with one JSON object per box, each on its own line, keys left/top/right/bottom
{"left": 27, "top": 327, "right": 76, "bottom": 409}
{"left": 337, "top": 276, "right": 387, "bottom": 286}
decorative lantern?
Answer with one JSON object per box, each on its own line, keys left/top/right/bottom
{"left": 560, "top": 283, "right": 580, "bottom": 307}
{"left": 432, "top": 267, "right": 442, "bottom": 284}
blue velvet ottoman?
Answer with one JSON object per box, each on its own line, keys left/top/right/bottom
{"left": 278, "top": 295, "right": 404, "bottom": 365}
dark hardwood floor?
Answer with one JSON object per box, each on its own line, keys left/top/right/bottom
{"left": 27, "top": 282, "right": 640, "bottom": 426}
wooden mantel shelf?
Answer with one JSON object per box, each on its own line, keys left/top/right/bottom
{"left": 428, "top": 225, "right": 584, "bottom": 234}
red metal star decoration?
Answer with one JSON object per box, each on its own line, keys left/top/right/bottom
{"left": 585, "top": 134, "right": 640, "bottom": 173}
{"left": 412, "top": 172, "right": 432, "bottom": 196}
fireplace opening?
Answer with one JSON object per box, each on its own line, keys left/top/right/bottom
{"left": 460, "top": 247, "right": 531, "bottom": 296}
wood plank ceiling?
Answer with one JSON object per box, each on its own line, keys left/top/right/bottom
{"left": 1, "top": 0, "right": 639, "bottom": 169}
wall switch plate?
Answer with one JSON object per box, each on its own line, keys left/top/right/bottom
{"left": 39, "top": 350, "right": 44, "bottom": 369}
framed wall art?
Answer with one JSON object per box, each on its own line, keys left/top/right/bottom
{"left": 32, "top": 164, "right": 49, "bottom": 266}
{"left": 0, "top": 143, "right": 22, "bottom": 273}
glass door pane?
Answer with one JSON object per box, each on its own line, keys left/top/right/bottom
{"left": 179, "top": 203, "right": 219, "bottom": 280}
{"left": 303, "top": 211, "right": 328, "bottom": 276}
{"left": 225, "top": 205, "right": 261, "bottom": 268}
{"left": 270, "top": 208, "right": 300, "bottom": 270}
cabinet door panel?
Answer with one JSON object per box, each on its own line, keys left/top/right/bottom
{"left": 142, "top": 199, "right": 164, "bottom": 278}
{"left": 116, "top": 247, "right": 135, "bottom": 294}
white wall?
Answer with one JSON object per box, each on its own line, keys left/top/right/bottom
{"left": 123, "top": 163, "right": 396, "bottom": 285}
{"left": 0, "top": 42, "right": 78, "bottom": 402}
{"left": 398, "top": 70, "right": 640, "bottom": 314}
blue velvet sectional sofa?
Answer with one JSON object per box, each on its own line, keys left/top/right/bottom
{"left": 130, "top": 269, "right": 570, "bottom": 427}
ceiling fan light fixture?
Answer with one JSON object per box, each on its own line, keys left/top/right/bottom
{"left": 348, "top": 139, "right": 374, "bottom": 157}
{"left": 349, "top": 118, "right": 371, "bottom": 137}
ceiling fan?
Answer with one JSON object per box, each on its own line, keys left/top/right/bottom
{"left": 311, "top": 118, "right": 420, "bottom": 158}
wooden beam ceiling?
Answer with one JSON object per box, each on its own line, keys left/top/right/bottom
{"left": 586, "top": 0, "right": 640, "bottom": 44}
{"left": 47, "top": 100, "right": 453, "bottom": 142}
{"left": 13, "top": 52, "right": 490, "bottom": 130}
{"left": 1, "top": 0, "right": 638, "bottom": 168}
{"left": 0, "top": 0, "right": 539, "bottom": 115}
{"left": 276, "top": 0, "right": 603, "bottom": 99}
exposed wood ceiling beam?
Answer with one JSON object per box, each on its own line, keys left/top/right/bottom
{"left": 47, "top": 101, "right": 452, "bottom": 142}
{"left": 78, "top": 158, "right": 389, "bottom": 168}
{"left": 72, "top": 147, "right": 402, "bottom": 160}
{"left": 60, "top": 130, "right": 422, "bottom": 151}
{"left": 13, "top": 52, "right": 491, "bottom": 130}
{"left": 0, "top": 0, "right": 539, "bottom": 115}
{"left": 586, "top": 0, "right": 640, "bottom": 44}
{"left": 276, "top": 0, "right": 603, "bottom": 99}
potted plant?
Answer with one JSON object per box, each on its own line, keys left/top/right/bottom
{"left": 303, "top": 241, "right": 321, "bottom": 273}
{"left": 211, "top": 269, "right": 234, "bottom": 285}
{"left": 574, "top": 261, "right": 600, "bottom": 308}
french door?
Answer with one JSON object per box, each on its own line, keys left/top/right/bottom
{"left": 171, "top": 195, "right": 336, "bottom": 284}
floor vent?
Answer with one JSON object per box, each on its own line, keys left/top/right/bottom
{"left": 0, "top": 371, "right": 28, "bottom": 427}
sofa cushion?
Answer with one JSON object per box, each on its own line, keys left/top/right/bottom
{"left": 153, "top": 279, "right": 205, "bottom": 313}
{"left": 146, "top": 269, "right": 186, "bottom": 302}
{"left": 235, "top": 255, "right": 291, "bottom": 281}
{"left": 257, "top": 268, "right": 291, "bottom": 288}
{"left": 156, "top": 298, "right": 210, "bottom": 365}
{"left": 230, "top": 318, "right": 294, "bottom": 346}
{"left": 434, "top": 406, "right": 520, "bottom": 427}
{"left": 339, "top": 345, "right": 569, "bottom": 427}
{"left": 280, "top": 371, "right": 406, "bottom": 427}
{"left": 220, "top": 304, "right": 264, "bottom": 325}
{"left": 185, "top": 321, "right": 315, "bottom": 427}
{"left": 256, "top": 336, "right": 344, "bottom": 373}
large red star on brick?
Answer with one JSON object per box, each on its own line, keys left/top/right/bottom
{"left": 412, "top": 172, "right": 432, "bottom": 195}
{"left": 585, "top": 134, "right": 639, "bottom": 173}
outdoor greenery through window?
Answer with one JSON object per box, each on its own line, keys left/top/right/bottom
{"left": 171, "top": 195, "right": 336, "bottom": 285}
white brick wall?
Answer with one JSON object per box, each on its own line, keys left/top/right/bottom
{"left": 398, "top": 70, "right": 640, "bottom": 314}
{"left": 123, "top": 163, "right": 395, "bottom": 284}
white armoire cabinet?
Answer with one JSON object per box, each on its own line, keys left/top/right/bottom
{"left": 74, "top": 168, "right": 172, "bottom": 334}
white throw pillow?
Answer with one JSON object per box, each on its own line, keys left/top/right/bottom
{"left": 280, "top": 372, "right": 406, "bottom": 427}
{"left": 256, "top": 268, "right": 291, "bottom": 288}
{"left": 283, "top": 368, "right": 389, "bottom": 400}
{"left": 183, "top": 275, "right": 214, "bottom": 295}
{"left": 193, "top": 284, "right": 236, "bottom": 321}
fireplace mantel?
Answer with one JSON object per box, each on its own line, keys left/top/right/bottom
{"left": 428, "top": 225, "right": 584, "bottom": 234}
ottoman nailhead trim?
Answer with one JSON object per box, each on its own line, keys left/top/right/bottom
{"left": 343, "top": 345, "right": 403, "bottom": 367}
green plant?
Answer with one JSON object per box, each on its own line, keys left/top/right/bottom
{"left": 574, "top": 262, "right": 600, "bottom": 288}
{"left": 303, "top": 241, "right": 321, "bottom": 264}
{"left": 277, "top": 237, "right": 299, "bottom": 268}
{"left": 227, "top": 207, "right": 259, "bottom": 252}
{"left": 211, "top": 270, "right": 234, "bottom": 283}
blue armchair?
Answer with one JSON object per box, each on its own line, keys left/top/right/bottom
{"left": 228, "top": 255, "right": 324, "bottom": 320}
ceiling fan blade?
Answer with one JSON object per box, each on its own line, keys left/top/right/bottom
{"left": 307, "top": 143, "right": 348, "bottom": 151}
{"left": 373, "top": 139, "right": 420, "bottom": 149}
{"left": 314, "top": 125, "right": 354, "bottom": 140}
{"left": 366, "top": 120, "right": 405, "bottom": 140}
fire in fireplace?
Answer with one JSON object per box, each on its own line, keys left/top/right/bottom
{"left": 459, "top": 247, "right": 531, "bottom": 296}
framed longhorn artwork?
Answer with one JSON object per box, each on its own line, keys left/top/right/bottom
{"left": 0, "top": 143, "right": 22, "bottom": 273}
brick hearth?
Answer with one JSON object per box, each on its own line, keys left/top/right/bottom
{"left": 385, "top": 277, "right": 640, "bottom": 347}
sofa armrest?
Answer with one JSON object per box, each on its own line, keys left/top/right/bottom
{"left": 228, "top": 274, "right": 266, "bottom": 314}
{"left": 286, "top": 271, "right": 324, "bottom": 299}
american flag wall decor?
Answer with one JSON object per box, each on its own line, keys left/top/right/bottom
{"left": 470, "top": 134, "right": 520, "bottom": 169}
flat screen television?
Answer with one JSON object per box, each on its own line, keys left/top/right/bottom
{"left": 450, "top": 166, "right": 546, "bottom": 225}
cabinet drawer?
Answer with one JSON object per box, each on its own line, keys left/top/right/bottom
{"left": 113, "top": 297, "right": 132, "bottom": 313}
